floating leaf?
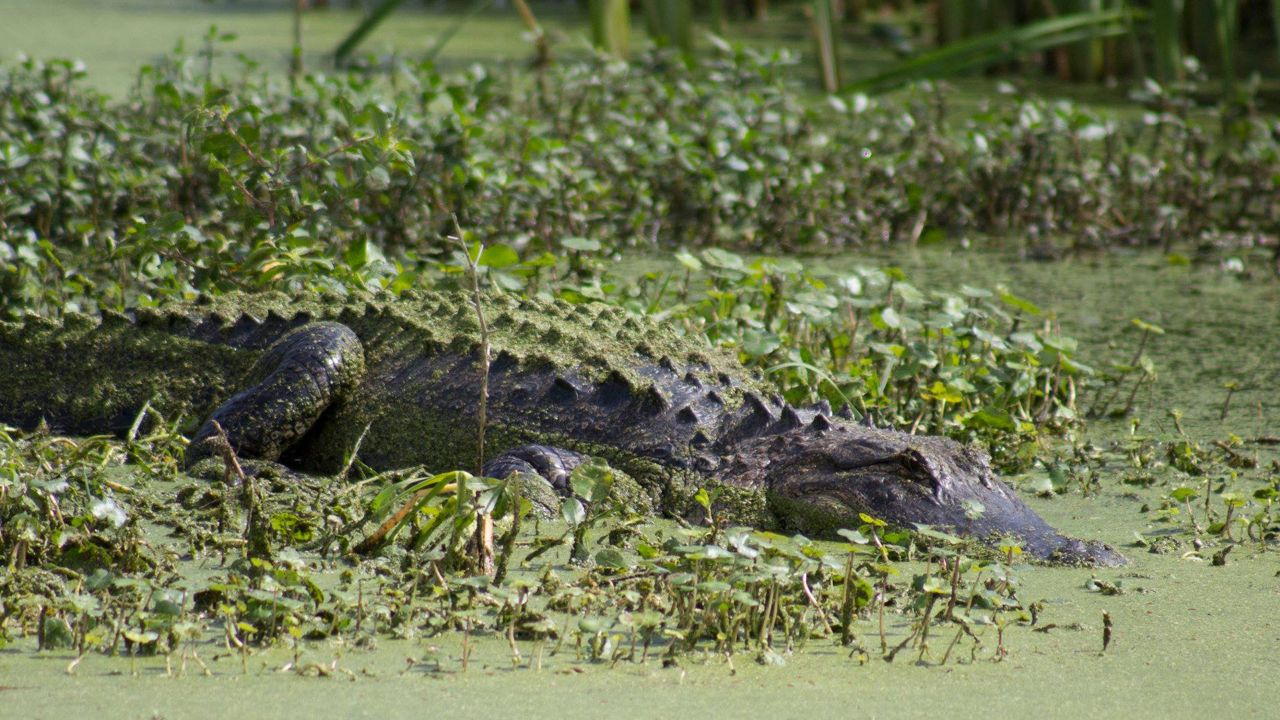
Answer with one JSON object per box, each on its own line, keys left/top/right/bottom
{"left": 837, "top": 528, "right": 870, "bottom": 545}
{"left": 477, "top": 243, "right": 519, "bottom": 268}
{"left": 1131, "top": 318, "right": 1165, "bottom": 335}
{"left": 999, "top": 289, "right": 1041, "bottom": 316}
{"left": 561, "top": 236, "right": 601, "bottom": 252}
{"left": 561, "top": 497, "right": 586, "bottom": 526}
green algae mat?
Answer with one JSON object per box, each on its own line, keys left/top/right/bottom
{"left": 2, "top": 248, "right": 1277, "bottom": 720}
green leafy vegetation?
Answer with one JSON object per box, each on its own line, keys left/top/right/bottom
{"left": 626, "top": 250, "right": 1088, "bottom": 470}
{"left": 4, "top": 45, "right": 1279, "bottom": 320}
{"left": 321, "top": 0, "right": 1278, "bottom": 96}
{"left": 0, "top": 423, "right": 1043, "bottom": 668}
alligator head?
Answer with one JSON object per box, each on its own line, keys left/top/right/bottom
{"left": 722, "top": 422, "right": 1125, "bottom": 566}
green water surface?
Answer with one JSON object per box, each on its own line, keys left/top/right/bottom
{"left": 0, "top": 0, "right": 585, "bottom": 96}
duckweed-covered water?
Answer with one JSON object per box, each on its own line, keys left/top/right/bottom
{"left": 2, "top": 247, "right": 1276, "bottom": 719}
{"left": 879, "top": 245, "right": 1280, "bottom": 439}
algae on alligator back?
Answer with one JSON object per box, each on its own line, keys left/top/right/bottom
{"left": 0, "top": 287, "right": 1120, "bottom": 564}
{"left": 0, "top": 288, "right": 728, "bottom": 449}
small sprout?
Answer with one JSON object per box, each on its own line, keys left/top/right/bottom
{"left": 1130, "top": 318, "right": 1165, "bottom": 336}
{"left": 1211, "top": 545, "right": 1233, "bottom": 566}
{"left": 999, "top": 541, "right": 1023, "bottom": 564}
{"left": 858, "top": 513, "right": 887, "bottom": 528}
{"left": 1220, "top": 381, "right": 1239, "bottom": 421}
{"left": 1101, "top": 611, "right": 1113, "bottom": 653}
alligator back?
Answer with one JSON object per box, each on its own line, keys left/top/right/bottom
{"left": 0, "top": 290, "right": 765, "bottom": 474}
{"left": 0, "top": 310, "right": 261, "bottom": 435}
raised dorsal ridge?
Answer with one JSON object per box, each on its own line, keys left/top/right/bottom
{"left": 548, "top": 376, "right": 582, "bottom": 403}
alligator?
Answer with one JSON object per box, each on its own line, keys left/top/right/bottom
{"left": 0, "top": 289, "right": 1123, "bottom": 565}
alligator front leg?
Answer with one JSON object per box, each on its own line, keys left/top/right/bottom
{"left": 187, "top": 322, "right": 365, "bottom": 464}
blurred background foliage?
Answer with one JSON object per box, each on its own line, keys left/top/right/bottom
{"left": 313, "top": 0, "right": 1278, "bottom": 96}
{"left": 3, "top": 1, "right": 1268, "bottom": 98}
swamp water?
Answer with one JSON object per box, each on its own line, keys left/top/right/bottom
{"left": 1, "top": 247, "right": 1277, "bottom": 719}
{"left": 0, "top": 0, "right": 584, "bottom": 97}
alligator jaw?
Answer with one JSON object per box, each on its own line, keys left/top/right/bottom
{"left": 739, "top": 425, "right": 1126, "bottom": 567}
{"left": 1037, "top": 534, "right": 1127, "bottom": 567}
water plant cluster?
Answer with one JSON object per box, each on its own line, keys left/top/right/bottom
{"left": 619, "top": 247, "right": 1086, "bottom": 470}
{"left": 0, "top": 43, "right": 1152, "bottom": 466}
{"left": 0, "top": 423, "right": 1039, "bottom": 671}
{"left": 4, "top": 44, "right": 1280, "bottom": 319}
{"left": 1051, "top": 420, "right": 1280, "bottom": 556}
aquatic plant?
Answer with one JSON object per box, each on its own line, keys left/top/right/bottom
{"left": 3, "top": 46, "right": 1279, "bottom": 319}
{"left": 0, "top": 420, "right": 1048, "bottom": 670}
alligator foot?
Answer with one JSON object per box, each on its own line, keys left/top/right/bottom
{"left": 187, "top": 322, "right": 365, "bottom": 465}
{"left": 482, "top": 443, "right": 586, "bottom": 493}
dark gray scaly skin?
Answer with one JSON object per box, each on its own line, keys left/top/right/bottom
{"left": 0, "top": 289, "right": 1124, "bottom": 566}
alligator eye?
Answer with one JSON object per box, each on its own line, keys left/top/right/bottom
{"left": 824, "top": 446, "right": 939, "bottom": 493}
{"left": 893, "top": 449, "right": 940, "bottom": 491}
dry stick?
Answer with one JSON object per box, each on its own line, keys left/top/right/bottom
{"left": 492, "top": 486, "right": 522, "bottom": 585}
{"left": 1101, "top": 610, "right": 1113, "bottom": 653}
{"left": 1220, "top": 382, "right": 1238, "bottom": 421}
{"left": 337, "top": 421, "right": 371, "bottom": 481}
{"left": 799, "top": 572, "right": 834, "bottom": 636}
{"left": 839, "top": 553, "right": 858, "bottom": 648}
{"left": 506, "top": 597, "right": 523, "bottom": 666}
{"left": 1119, "top": 327, "right": 1154, "bottom": 415}
{"left": 915, "top": 592, "right": 940, "bottom": 663}
{"left": 1120, "top": 367, "right": 1149, "bottom": 417}
{"left": 209, "top": 421, "right": 270, "bottom": 562}
{"left": 352, "top": 482, "right": 454, "bottom": 555}
{"left": 207, "top": 417, "right": 272, "bottom": 563}
{"left": 512, "top": 0, "right": 551, "bottom": 67}
{"left": 208, "top": 420, "right": 247, "bottom": 487}
{"left": 331, "top": 464, "right": 403, "bottom": 503}
{"left": 308, "top": 421, "right": 375, "bottom": 516}
{"left": 461, "top": 617, "right": 472, "bottom": 672}
{"left": 940, "top": 606, "right": 982, "bottom": 666}
{"left": 452, "top": 215, "right": 495, "bottom": 576}
{"left": 864, "top": 527, "right": 891, "bottom": 653}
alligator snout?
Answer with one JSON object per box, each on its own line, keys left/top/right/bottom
{"left": 753, "top": 425, "right": 1126, "bottom": 566}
